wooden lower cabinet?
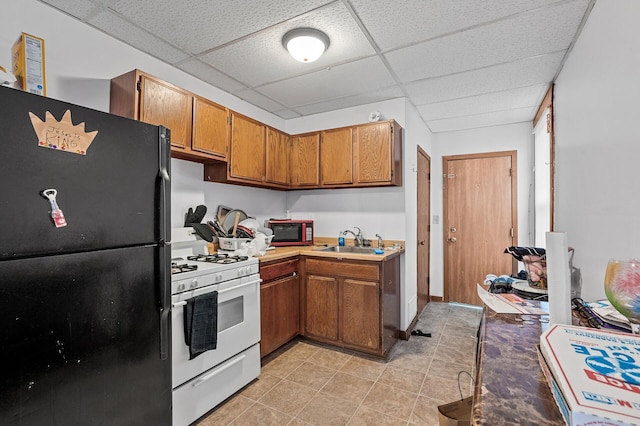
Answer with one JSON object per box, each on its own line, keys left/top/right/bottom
{"left": 259, "top": 258, "right": 300, "bottom": 358}
{"left": 302, "top": 256, "right": 400, "bottom": 358}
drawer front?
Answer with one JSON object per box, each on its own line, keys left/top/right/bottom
{"left": 304, "top": 258, "right": 379, "bottom": 280}
{"left": 260, "top": 258, "right": 298, "bottom": 282}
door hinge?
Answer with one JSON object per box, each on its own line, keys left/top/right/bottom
{"left": 428, "top": 224, "right": 431, "bottom": 233}
{"left": 228, "top": 163, "right": 231, "bottom": 173}
{"left": 228, "top": 116, "right": 232, "bottom": 125}
{"left": 379, "top": 287, "right": 382, "bottom": 296}
{"left": 379, "top": 335, "right": 382, "bottom": 347}
{"left": 509, "top": 168, "right": 513, "bottom": 177}
{"left": 136, "top": 80, "right": 141, "bottom": 91}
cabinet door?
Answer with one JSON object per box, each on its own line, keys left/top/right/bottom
{"left": 321, "top": 127, "right": 353, "bottom": 185}
{"left": 305, "top": 274, "right": 338, "bottom": 342}
{"left": 229, "top": 113, "right": 265, "bottom": 182}
{"left": 342, "top": 278, "right": 380, "bottom": 352}
{"left": 192, "top": 97, "right": 229, "bottom": 159}
{"left": 265, "top": 127, "right": 290, "bottom": 186}
{"left": 139, "top": 75, "right": 191, "bottom": 149}
{"left": 354, "top": 122, "right": 392, "bottom": 184}
{"left": 290, "top": 133, "right": 320, "bottom": 187}
{"left": 260, "top": 274, "right": 300, "bottom": 357}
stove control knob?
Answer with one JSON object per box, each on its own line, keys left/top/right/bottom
{"left": 177, "top": 282, "right": 186, "bottom": 291}
{"left": 214, "top": 273, "right": 222, "bottom": 282}
{"left": 237, "top": 267, "right": 245, "bottom": 276}
{"left": 190, "top": 279, "right": 198, "bottom": 288}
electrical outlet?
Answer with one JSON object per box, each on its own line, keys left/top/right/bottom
{"left": 433, "top": 215, "right": 439, "bottom": 224}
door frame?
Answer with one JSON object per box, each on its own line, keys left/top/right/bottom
{"left": 417, "top": 146, "right": 431, "bottom": 313}
{"left": 442, "top": 150, "right": 518, "bottom": 303}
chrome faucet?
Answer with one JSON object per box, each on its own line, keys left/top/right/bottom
{"left": 342, "top": 227, "right": 364, "bottom": 246}
{"left": 375, "top": 233, "right": 383, "bottom": 248}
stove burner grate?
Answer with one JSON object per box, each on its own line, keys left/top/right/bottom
{"left": 187, "top": 254, "right": 250, "bottom": 264}
{"left": 171, "top": 262, "right": 198, "bottom": 275}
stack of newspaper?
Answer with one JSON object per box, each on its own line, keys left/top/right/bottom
{"left": 539, "top": 324, "right": 640, "bottom": 425}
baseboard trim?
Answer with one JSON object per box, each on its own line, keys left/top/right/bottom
{"left": 430, "top": 295, "right": 444, "bottom": 302}
{"left": 400, "top": 313, "right": 419, "bottom": 340}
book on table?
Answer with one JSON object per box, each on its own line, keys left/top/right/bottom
{"left": 539, "top": 324, "right": 640, "bottom": 426}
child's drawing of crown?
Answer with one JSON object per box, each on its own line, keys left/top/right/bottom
{"left": 30, "top": 110, "right": 98, "bottom": 155}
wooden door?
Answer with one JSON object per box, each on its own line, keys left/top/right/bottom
{"left": 229, "top": 113, "right": 265, "bottom": 182}
{"left": 139, "top": 75, "right": 191, "bottom": 149}
{"left": 265, "top": 128, "right": 290, "bottom": 186}
{"left": 417, "top": 147, "right": 431, "bottom": 313}
{"left": 342, "top": 278, "right": 379, "bottom": 351}
{"left": 290, "top": 133, "right": 320, "bottom": 187}
{"left": 192, "top": 97, "right": 229, "bottom": 159}
{"left": 321, "top": 127, "right": 353, "bottom": 185}
{"left": 305, "top": 274, "right": 338, "bottom": 341}
{"left": 443, "top": 151, "right": 516, "bottom": 305}
{"left": 354, "top": 122, "right": 391, "bottom": 184}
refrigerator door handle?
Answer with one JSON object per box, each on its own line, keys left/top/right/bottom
{"left": 158, "top": 126, "right": 171, "bottom": 244}
{"left": 159, "top": 243, "right": 171, "bottom": 360}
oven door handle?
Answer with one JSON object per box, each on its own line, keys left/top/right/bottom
{"left": 217, "top": 278, "right": 262, "bottom": 294}
{"left": 171, "top": 278, "right": 260, "bottom": 307}
{"left": 192, "top": 354, "right": 246, "bottom": 388}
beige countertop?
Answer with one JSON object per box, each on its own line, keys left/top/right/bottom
{"left": 257, "top": 239, "right": 404, "bottom": 263}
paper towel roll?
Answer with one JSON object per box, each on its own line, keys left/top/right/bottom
{"left": 546, "top": 232, "right": 572, "bottom": 325}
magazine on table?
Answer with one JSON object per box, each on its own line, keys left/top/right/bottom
{"left": 571, "top": 298, "right": 631, "bottom": 332}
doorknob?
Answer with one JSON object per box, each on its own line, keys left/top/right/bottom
{"left": 448, "top": 237, "right": 457, "bottom": 243}
{"left": 419, "top": 240, "right": 425, "bottom": 245}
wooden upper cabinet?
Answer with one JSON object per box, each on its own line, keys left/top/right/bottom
{"left": 265, "top": 127, "right": 290, "bottom": 187}
{"left": 192, "top": 96, "right": 229, "bottom": 159}
{"left": 321, "top": 127, "right": 353, "bottom": 186}
{"left": 290, "top": 133, "right": 320, "bottom": 187}
{"left": 229, "top": 112, "right": 265, "bottom": 183}
{"left": 139, "top": 75, "right": 192, "bottom": 149}
{"left": 354, "top": 120, "right": 402, "bottom": 186}
{"left": 110, "top": 69, "right": 229, "bottom": 162}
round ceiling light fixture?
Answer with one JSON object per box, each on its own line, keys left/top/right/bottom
{"left": 282, "top": 28, "right": 330, "bottom": 63}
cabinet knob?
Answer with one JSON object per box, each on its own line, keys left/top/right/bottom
{"left": 448, "top": 237, "right": 457, "bottom": 243}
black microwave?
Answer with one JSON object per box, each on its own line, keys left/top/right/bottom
{"left": 266, "top": 220, "right": 314, "bottom": 246}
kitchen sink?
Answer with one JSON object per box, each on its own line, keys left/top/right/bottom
{"left": 315, "top": 245, "right": 379, "bottom": 254}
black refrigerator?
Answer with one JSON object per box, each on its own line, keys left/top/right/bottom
{"left": 0, "top": 86, "right": 172, "bottom": 425}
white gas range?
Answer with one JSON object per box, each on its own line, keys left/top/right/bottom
{"left": 170, "top": 228, "right": 261, "bottom": 426}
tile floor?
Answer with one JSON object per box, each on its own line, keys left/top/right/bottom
{"left": 196, "top": 302, "right": 482, "bottom": 426}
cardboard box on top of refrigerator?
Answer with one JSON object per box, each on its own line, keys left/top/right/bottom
{"left": 539, "top": 324, "right": 640, "bottom": 425}
{"left": 12, "top": 32, "right": 46, "bottom": 96}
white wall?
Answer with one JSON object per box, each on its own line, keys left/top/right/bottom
{"left": 431, "top": 123, "right": 533, "bottom": 298}
{"left": 553, "top": 0, "right": 640, "bottom": 302}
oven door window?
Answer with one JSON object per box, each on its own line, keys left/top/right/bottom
{"left": 218, "top": 296, "right": 243, "bottom": 332}
{"left": 272, "top": 224, "right": 302, "bottom": 242}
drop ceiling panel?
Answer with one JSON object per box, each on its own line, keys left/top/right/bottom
{"left": 257, "top": 56, "right": 396, "bottom": 107}
{"left": 349, "top": 0, "right": 566, "bottom": 51}
{"left": 89, "top": 10, "right": 190, "bottom": 64}
{"left": 198, "top": 2, "right": 374, "bottom": 87}
{"left": 386, "top": 0, "right": 590, "bottom": 83}
{"left": 428, "top": 107, "right": 537, "bottom": 133}
{"left": 176, "top": 59, "right": 248, "bottom": 93}
{"left": 234, "top": 89, "right": 287, "bottom": 112}
{"left": 40, "top": 0, "right": 101, "bottom": 20}
{"left": 108, "top": 0, "right": 333, "bottom": 54}
{"left": 293, "top": 86, "right": 405, "bottom": 116}
{"left": 418, "top": 84, "right": 549, "bottom": 121}
{"left": 406, "top": 51, "right": 565, "bottom": 105}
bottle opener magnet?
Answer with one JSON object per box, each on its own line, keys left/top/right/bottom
{"left": 41, "top": 189, "right": 67, "bottom": 228}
